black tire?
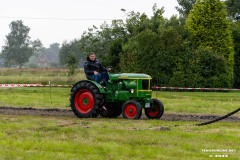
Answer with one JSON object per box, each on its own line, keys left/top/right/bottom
{"left": 122, "top": 100, "right": 142, "bottom": 119}
{"left": 145, "top": 99, "right": 164, "bottom": 119}
{"left": 99, "top": 102, "right": 122, "bottom": 118}
{"left": 70, "top": 81, "right": 103, "bottom": 118}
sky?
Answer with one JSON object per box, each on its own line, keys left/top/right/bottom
{"left": 0, "top": 0, "right": 179, "bottom": 50}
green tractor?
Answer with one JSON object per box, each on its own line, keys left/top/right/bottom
{"left": 69, "top": 73, "right": 164, "bottom": 119}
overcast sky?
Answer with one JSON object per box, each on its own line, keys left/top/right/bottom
{"left": 0, "top": 0, "right": 179, "bottom": 50}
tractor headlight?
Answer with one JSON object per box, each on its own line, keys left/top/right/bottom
{"left": 130, "top": 89, "right": 134, "bottom": 94}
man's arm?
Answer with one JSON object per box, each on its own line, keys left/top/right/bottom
{"left": 84, "top": 62, "right": 94, "bottom": 75}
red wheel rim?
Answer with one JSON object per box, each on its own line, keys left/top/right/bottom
{"left": 124, "top": 103, "right": 137, "bottom": 118}
{"left": 146, "top": 106, "right": 160, "bottom": 117}
{"left": 74, "top": 89, "right": 94, "bottom": 114}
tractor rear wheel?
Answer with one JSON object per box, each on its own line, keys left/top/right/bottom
{"left": 122, "top": 100, "right": 142, "bottom": 119}
{"left": 99, "top": 102, "right": 122, "bottom": 118}
{"left": 145, "top": 99, "right": 164, "bottom": 119}
{"left": 70, "top": 81, "right": 103, "bottom": 118}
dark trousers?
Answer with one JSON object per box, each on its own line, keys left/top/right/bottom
{"left": 89, "top": 72, "right": 109, "bottom": 83}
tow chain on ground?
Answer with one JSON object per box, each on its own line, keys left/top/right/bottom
{"left": 195, "top": 107, "right": 240, "bottom": 126}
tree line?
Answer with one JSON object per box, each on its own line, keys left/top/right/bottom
{"left": 1, "top": 0, "right": 240, "bottom": 88}
{"left": 0, "top": 21, "right": 60, "bottom": 68}
{"left": 60, "top": 0, "right": 240, "bottom": 88}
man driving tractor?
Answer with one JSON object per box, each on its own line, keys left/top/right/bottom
{"left": 84, "top": 52, "right": 109, "bottom": 85}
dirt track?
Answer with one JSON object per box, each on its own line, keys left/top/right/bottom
{"left": 0, "top": 106, "right": 239, "bottom": 122}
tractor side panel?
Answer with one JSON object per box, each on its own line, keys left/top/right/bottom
{"left": 137, "top": 91, "right": 152, "bottom": 99}
{"left": 104, "top": 91, "right": 131, "bottom": 102}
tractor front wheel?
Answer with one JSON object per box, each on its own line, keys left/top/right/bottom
{"left": 122, "top": 100, "right": 142, "bottom": 119}
{"left": 145, "top": 99, "right": 164, "bottom": 119}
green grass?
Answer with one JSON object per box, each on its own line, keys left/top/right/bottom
{"left": 0, "top": 67, "right": 239, "bottom": 115}
{"left": 0, "top": 88, "right": 239, "bottom": 117}
{"left": 0, "top": 68, "right": 86, "bottom": 84}
{"left": 0, "top": 115, "right": 239, "bottom": 160}
{"left": 153, "top": 91, "right": 240, "bottom": 116}
{"left": 0, "top": 68, "right": 239, "bottom": 159}
{"left": 0, "top": 87, "right": 70, "bottom": 108}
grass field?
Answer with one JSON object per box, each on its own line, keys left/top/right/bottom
{"left": 0, "top": 115, "right": 239, "bottom": 160}
{"left": 0, "top": 87, "right": 239, "bottom": 117}
{"left": 0, "top": 68, "right": 239, "bottom": 159}
{"left": 0, "top": 88, "right": 239, "bottom": 159}
{"left": 0, "top": 68, "right": 86, "bottom": 84}
{"left": 153, "top": 91, "right": 240, "bottom": 116}
{"left": 0, "top": 87, "right": 70, "bottom": 108}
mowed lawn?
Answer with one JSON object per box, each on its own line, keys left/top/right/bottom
{"left": 0, "top": 115, "right": 239, "bottom": 160}
{"left": 0, "top": 88, "right": 239, "bottom": 159}
{"left": 0, "top": 87, "right": 239, "bottom": 116}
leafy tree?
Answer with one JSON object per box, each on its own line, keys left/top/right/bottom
{"left": 59, "top": 40, "right": 82, "bottom": 66}
{"left": 104, "top": 20, "right": 127, "bottom": 70}
{"left": 149, "top": 4, "right": 165, "bottom": 33}
{"left": 27, "top": 39, "right": 44, "bottom": 67}
{"left": 170, "top": 47, "right": 229, "bottom": 87}
{"left": 186, "top": 0, "right": 235, "bottom": 87}
{"left": 57, "top": 4, "right": 185, "bottom": 86}
{"left": 119, "top": 6, "right": 164, "bottom": 75}
{"left": 67, "top": 53, "right": 77, "bottom": 76}
{"left": 45, "top": 43, "right": 60, "bottom": 67}
{"left": 156, "top": 25, "right": 184, "bottom": 85}
{"left": 31, "top": 39, "right": 44, "bottom": 56}
{"left": 119, "top": 8, "right": 163, "bottom": 74}
{"left": 125, "top": 12, "right": 150, "bottom": 37}
{"left": 225, "top": 0, "right": 240, "bottom": 21}
{"left": 106, "top": 38, "right": 123, "bottom": 71}
{"left": 224, "top": 0, "right": 240, "bottom": 87}
{"left": 176, "top": 0, "right": 197, "bottom": 18}
{"left": 120, "top": 14, "right": 184, "bottom": 86}
{"left": 78, "top": 26, "right": 110, "bottom": 65}
{"left": 1, "top": 20, "right": 33, "bottom": 68}
{"left": 120, "top": 30, "right": 159, "bottom": 74}
{"left": 79, "top": 22, "right": 115, "bottom": 60}
{"left": 78, "top": 20, "right": 127, "bottom": 68}
{"left": 232, "top": 22, "right": 240, "bottom": 88}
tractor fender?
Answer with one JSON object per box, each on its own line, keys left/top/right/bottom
{"left": 71, "top": 80, "right": 106, "bottom": 94}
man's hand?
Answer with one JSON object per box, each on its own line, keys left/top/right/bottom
{"left": 94, "top": 71, "right": 98, "bottom": 75}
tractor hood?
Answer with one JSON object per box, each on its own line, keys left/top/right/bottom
{"left": 109, "top": 73, "right": 152, "bottom": 81}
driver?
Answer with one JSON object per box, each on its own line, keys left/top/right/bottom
{"left": 84, "top": 52, "right": 109, "bottom": 85}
